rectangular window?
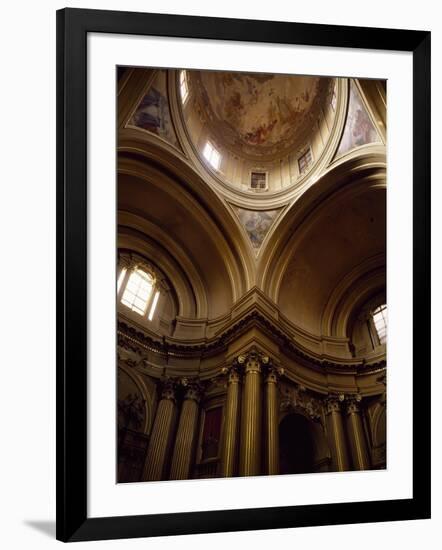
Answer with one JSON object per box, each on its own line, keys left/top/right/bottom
{"left": 203, "top": 141, "right": 221, "bottom": 171}
{"left": 250, "top": 171, "right": 267, "bottom": 190}
{"left": 298, "top": 148, "right": 313, "bottom": 175}
{"left": 121, "top": 269, "right": 154, "bottom": 316}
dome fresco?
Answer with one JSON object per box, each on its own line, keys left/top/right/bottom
{"left": 189, "top": 71, "right": 335, "bottom": 162}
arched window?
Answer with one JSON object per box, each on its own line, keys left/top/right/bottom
{"left": 118, "top": 266, "right": 160, "bottom": 320}
{"left": 372, "top": 304, "right": 387, "bottom": 345}
{"left": 350, "top": 297, "right": 387, "bottom": 357}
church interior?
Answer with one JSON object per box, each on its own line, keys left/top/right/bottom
{"left": 116, "top": 67, "right": 387, "bottom": 483}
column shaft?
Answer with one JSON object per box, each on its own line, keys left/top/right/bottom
{"left": 220, "top": 370, "right": 241, "bottom": 477}
{"left": 142, "top": 394, "right": 177, "bottom": 481}
{"left": 346, "top": 400, "right": 371, "bottom": 471}
{"left": 239, "top": 358, "right": 262, "bottom": 476}
{"left": 325, "top": 398, "right": 350, "bottom": 472}
{"left": 264, "top": 371, "right": 280, "bottom": 475}
{"left": 169, "top": 392, "right": 200, "bottom": 480}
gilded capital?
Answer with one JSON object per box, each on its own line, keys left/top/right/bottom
{"left": 242, "top": 348, "right": 270, "bottom": 375}
{"left": 345, "top": 394, "right": 362, "bottom": 415}
{"left": 325, "top": 393, "right": 345, "bottom": 414}
{"left": 228, "top": 369, "right": 241, "bottom": 384}
{"left": 221, "top": 363, "right": 241, "bottom": 384}
{"left": 160, "top": 378, "right": 177, "bottom": 401}
{"left": 265, "top": 365, "right": 284, "bottom": 384}
{"left": 245, "top": 355, "right": 262, "bottom": 375}
{"left": 182, "top": 379, "right": 204, "bottom": 402}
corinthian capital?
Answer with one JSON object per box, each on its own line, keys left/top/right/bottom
{"left": 239, "top": 348, "right": 271, "bottom": 375}
{"left": 160, "top": 377, "right": 177, "bottom": 401}
{"left": 265, "top": 364, "right": 284, "bottom": 384}
{"left": 345, "top": 394, "right": 362, "bottom": 415}
{"left": 221, "top": 363, "right": 241, "bottom": 384}
{"left": 325, "top": 393, "right": 345, "bottom": 414}
{"left": 244, "top": 354, "right": 262, "bottom": 374}
{"left": 178, "top": 377, "right": 204, "bottom": 402}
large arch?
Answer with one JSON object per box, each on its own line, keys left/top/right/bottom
{"left": 258, "top": 151, "right": 386, "bottom": 342}
{"left": 118, "top": 131, "right": 255, "bottom": 318}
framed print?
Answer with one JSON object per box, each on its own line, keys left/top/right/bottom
{"left": 56, "top": 8, "right": 431, "bottom": 542}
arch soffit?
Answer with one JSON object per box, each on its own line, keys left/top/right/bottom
{"left": 118, "top": 218, "right": 204, "bottom": 318}
{"left": 119, "top": 129, "right": 255, "bottom": 293}
{"left": 258, "top": 151, "right": 387, "bottom": 300}
{"left": 322, "top": 254, "right": 386, "bottom": 338}
{"left": 118, "top": 163, "right": 239, "bottom": 316}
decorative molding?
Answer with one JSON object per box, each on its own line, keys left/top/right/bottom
{"left": 118, "top": 303, "right": 386, "bottom": 373}
{"left": 280, "top": 382, "right": 323, "bottom": 421}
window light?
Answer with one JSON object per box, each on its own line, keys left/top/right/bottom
{"left": 203, "top": 141, "right": 221, "bottom": 171}
{"left": 121, "top": 268, "right": 154, "bottom": 316}
{"left": 148, "top": 290, "right": 160, "bottom": 321}
{"left": 180, "top": 70, "right": 189, "bottom": 103}
{"left": 117, "top": 267, "right": 127, "bottom": 292}
{"left": 372, "top": 304, "right": 387, "bottom": 345}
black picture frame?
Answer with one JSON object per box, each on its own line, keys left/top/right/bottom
{"left": 56, "top": 7, "right": 431, "bottom": 542}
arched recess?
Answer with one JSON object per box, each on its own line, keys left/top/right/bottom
{"left": 279, "top": 412, "right": 330, "bottom": 474}
{"left": 321, "top": 253, "right": 386, "bottom": 338}
{"left": 118, "top": 130, "right": 255, "bottom": 318}
{"left": 258, "top": 151, "right": 386, "bottom": 342}
{"left": 118, "top": 213, "right": 202, "bottom": 318}
{"left": 117, "top": 363, "right": 154, "bottom": 436}
{"left": 366, "top": 399, "right": 387, "bottom": 468}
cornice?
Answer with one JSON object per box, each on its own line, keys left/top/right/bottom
{"left": 117, "top": 292, "right": 386, "bottom": 375}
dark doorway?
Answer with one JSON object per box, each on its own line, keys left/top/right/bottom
{"left": 279, "top": 413, "right": 315, "bottom": 474}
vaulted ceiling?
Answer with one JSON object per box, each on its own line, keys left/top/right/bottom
{"left": 188, "top": 71, "right": 334, "bottom": 162}
{"left": 118, "top": 67, "right": 386, "bottom": 358}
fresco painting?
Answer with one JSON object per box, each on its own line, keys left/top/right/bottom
{"left": 195, "top": 71, "right": 334, "bottom": 161}
{"left": 130, "top": 70, "right": 179, "bottom": 148}
{"left": 235, "top": 207, "right": 280, "bottom": 252}
{"left": 336, "top": 80, "right": 380, "bottom": 156}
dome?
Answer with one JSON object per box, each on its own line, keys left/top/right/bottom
{"left": 192, "top": 71, "right": 333, "bottom": 161}
{"left": 180, "top": 70, "right": 338, "bottom": 195}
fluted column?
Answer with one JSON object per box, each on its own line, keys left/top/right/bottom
{"left": 239, "top": 351, "right": 265, "bottom": 476}
{"left": 325, "top": 395, "right": 350, "bottom": 472}
{"left": 142, "top": 379, "right": 177, "bottom": 481}
{"left": 169, "top": 381, "right": 202, "bottom": 480}
{"left": 220, "top": 365, "right": 241, "bottom": 477}
{"left": 345, "top": 396, "right": 371, "bottom": 471}
{"left": 264, "top": 365, "right": 284, "bottom": 475}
